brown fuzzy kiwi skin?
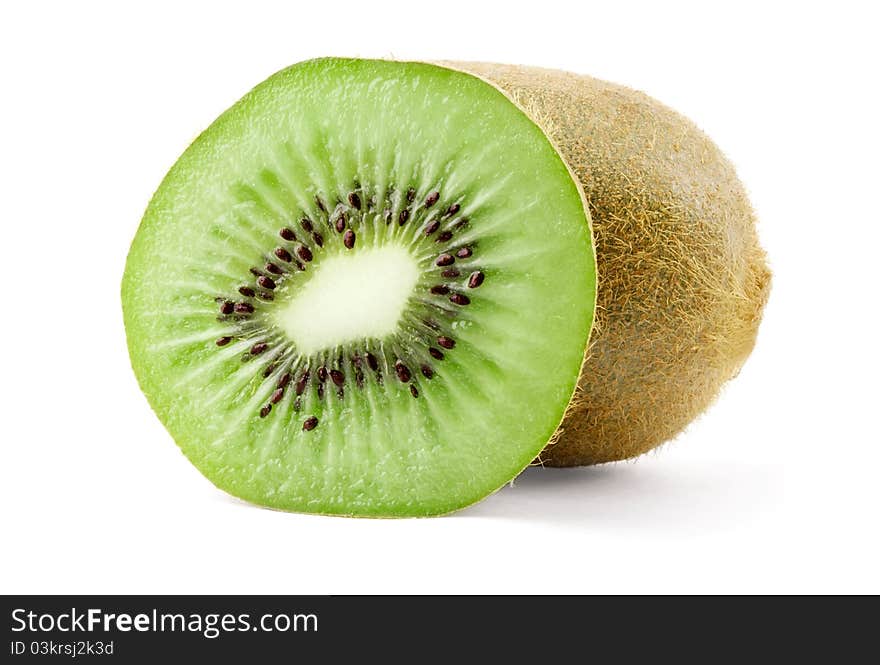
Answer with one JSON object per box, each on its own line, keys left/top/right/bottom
{"left": 445, "top": 62, "right": 771, "bottom": 467}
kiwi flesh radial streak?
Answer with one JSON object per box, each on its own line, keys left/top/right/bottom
{"left": 447, "top": 62, "right": 771, "bottom": 466}
{"left": 122, "top": 58, "right": 596, "bottom": 517}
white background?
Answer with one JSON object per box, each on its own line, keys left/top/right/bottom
{"left": 1, "top": 1, "right": 878, "bottom": 594}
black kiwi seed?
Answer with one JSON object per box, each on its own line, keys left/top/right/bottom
{"left": 239, "top": 286, "right": 255, "bottom": 298}
{"left": 234, "top": 302, "right": 254, "bottom": 314}
{"left": 441, "top": 268, "right": 460, "bottom": 279}
{"left": 429, "top": 347, "right": 444, "bottom": 361}
{"left": 437, "top": 336, "right": 455, "bottom": 349}
{"left": 430, "top": 285, "right": 449, "bottom": 295}
{"left": 274, "top": 247, "right": 293, "bottom": 262}
{"left": 315, "top": 195, "right": 326, "bottom": 212}
{"left": 271, "top": 388, "right": 285, "bottom": 404}
{"left": 220, "top": 301, "right": 234, "bottom": 315}
{"left": 280, "top": 227, "right": 296, "bottom": 241}
{"left": 297, "top": 245, "right": 313, "bottom": 262}
{"left": 265, "top": 262, "right": 283, "bottom": 275}
{"left": 295, "top": 371, "right": 309, "bottom": 395}
{"left": 257, "top": 276, "right": 276, "bottom": 290}
{"left": 456, "top": 247, "right": 472, "bottom": 259}
{"left": 406, "top": 187, "right": 416, "bottom": 203}
{"left": 425, "top": 191, "right": 440, "bottom": 207}
{"left": 468, "top": 271, "right": 485, "bottom": 288}
{"left": 383, "top": 209, "right": 392, "bottom": 224}
{"left": 410, "top": 385, "right": 419, "bottom": 398}
{"left": 257, "top": 292, "right": 274, "bottom": 301}
{"left": 335, "top": 215, "right": 346, "bottom": 233}
{"left": 450, "top": 293, "right": 470, "bottom": 306}
{"left": 249, "top": 267, "right": 263, "bottom": 277}
{"left": 420, "top": 365, "right": 434, "bottom": 379}
{"left": 260, "top": 405, "right": 272, "bottom": 418}
{"left": 330, "top": 369, "right": 345, "bottom": 387}
{"left": 250, "top": 342, "right": 269, "bottom": 355}
{"left": 348, "top": 192, "right": 361, "bottom": 210}
{"left": 436, "top": 254, "right": 455, "bottom": 267}
{"left": 366, "top": 352, "right": 379, "bottom": 372}
{"left": 312, "top": 232, "right": 324, "bottom": 247}
{"left": 399, "top": 208, "right": 410, "bottom": 225}
{"left": 395, "top": 361, "right": 412, "bottom": 383}
{"left": 343, "top": 229, "right": 356, "bottom": 249}
{"left": 302, "top": 416, "right": 318, "bottom": 431}
{"left": 216, "top": 336, "right": 232, "bottom": 347}
{"left": 278, "top": 372, "right": 292, "bottom": 389}
{"left": 424, "top": 220, "right": 440, "bottom": 235}
{"left": 300, "top": 217, "right": 313, "bottom": 233}
{"left": 436, "top": 231, "right": 453, "bottom": 243}
{"left": 444, "top": 203, "right": 460, "bottom": 218}
{"left": 263, "top": 364, "right": 276, "bottom": 378}
{"left": 318, "top": 366, "right": 328, "bottom": 382}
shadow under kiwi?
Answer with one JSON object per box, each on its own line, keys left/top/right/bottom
{"left": 460, "top": 457, "right": 779, "bottom": 534}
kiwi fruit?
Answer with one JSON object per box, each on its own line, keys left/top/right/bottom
{"left": 449, "top": 62, "right": 771, "bottom": 466}
{"left": 124, "top": 56, "right": 770, "bottom": 514}
{"left": 122, "top": 58, "right": 597, "bottom": 517}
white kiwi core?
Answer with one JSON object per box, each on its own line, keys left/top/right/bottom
{"left": 273, "top": 245, "right": 420, "bottom": 355}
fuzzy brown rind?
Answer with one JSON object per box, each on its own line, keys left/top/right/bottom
{"left": 449, "top": 62, "right": 771, "bottom": 466}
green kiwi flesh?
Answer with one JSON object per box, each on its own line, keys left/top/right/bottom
{"left": 122, "top": 58, "right": 596, "bottom": 517}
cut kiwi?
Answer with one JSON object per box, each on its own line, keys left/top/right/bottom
{"left": 122, "top": 58, "right": 596, "bottom": 517}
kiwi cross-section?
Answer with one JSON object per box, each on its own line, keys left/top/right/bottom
{"left": 122, "top": 58, "right": 596, "bottom": 517}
